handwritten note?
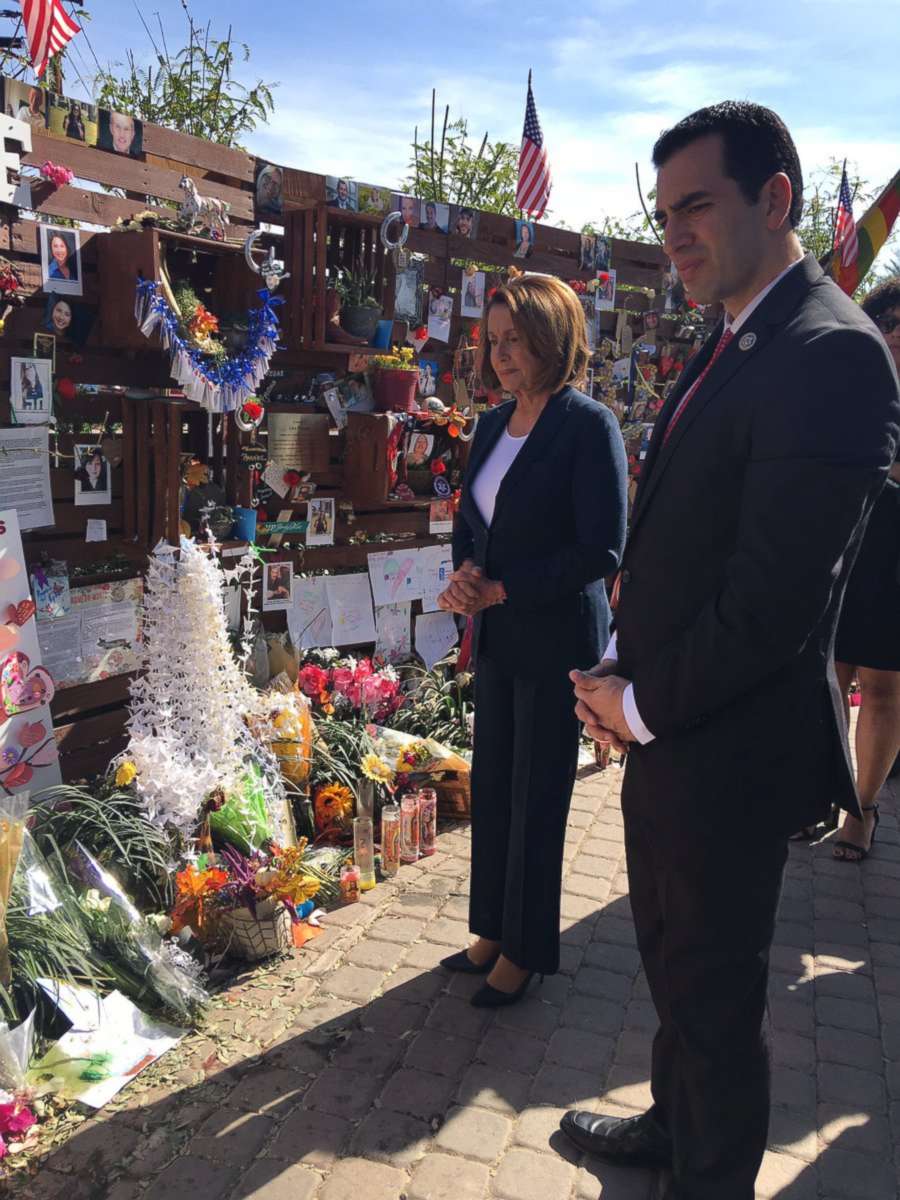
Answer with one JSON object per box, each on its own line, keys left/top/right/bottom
{"left": 375, "top": 602, "right": 412, "bottom": 663}
{"left": 367, "top": 549, "right": 422, "bottom": 607}
{"left": 288, "top": 576, "right": 334, "bottom": 650}
{"left": 326, "top": 574, "right": 376, "bottom": 646}
{"left": 418, "top": 544, "right": 453, "bottom": 613}
{"left": 415, "top": 611, "right": 459, "bottom": 670}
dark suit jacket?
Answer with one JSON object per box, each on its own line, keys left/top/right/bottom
{"left": 452, "top": 385, "right": 628, "bottom": 679}
{"left": 616, "top": 254, "right": 900, "bottom": 834}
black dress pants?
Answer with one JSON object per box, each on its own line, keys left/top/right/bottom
{"left": 468, "top": 653, "right": 580, "bottom": 975}
{"left": 622, "top": 768, "right": 788, "bottom": 1199}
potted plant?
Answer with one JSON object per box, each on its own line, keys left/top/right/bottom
{"left": 335, "top": 261, "right": 383, "bottom": 342}
{"left": 371, "top": 345, "right": 419, "bottom": 412}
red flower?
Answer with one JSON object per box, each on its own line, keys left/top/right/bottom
{"left": 597, "top": 272, "right": 609, "bottom": 285}
{"left": 414, "top": 325, "right": 428, "bottom": 340}
{"left": 242, "top": 400, "right": 263, "bottom": 421}
{"left": 298, "top": 664, "right": 329, "bottom": 698}
{"left": 440, "top": 371, "right": 453, "bottom": 385}
{"left": 283, "top": 470, "right": 302, "bottom": 487}
{"left": 687, "top": 299, "right": 698, "bottom": 310}
{"left": 56, "top": 378, "right": 76, "bottom": 403}
{"left": 430, "top": 459, "right": 447, "bottom": 475}
{"left": 469, "top": 325, "right": 481, "bottom": 343}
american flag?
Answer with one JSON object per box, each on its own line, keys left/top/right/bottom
{"left": 21, "top": 0, "right": 80, "bottom": 79}
{"left": 516, "top": 72, "right": 551, "bottom": 219}
{"left": 834, "top": 165, "right": 859, "bottom": 269}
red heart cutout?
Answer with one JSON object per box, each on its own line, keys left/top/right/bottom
{"left": 5, "top": 600, "right": 36, "bottom": 627}
{"left": 2, "top": 762, "right": 33, "bottom": 788}
{"left": 19, "top": 720, "right": 46, "bottom": 747}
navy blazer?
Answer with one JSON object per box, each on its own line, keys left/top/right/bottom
{"left": 452, "top": 385, "right": 628, "bottom": 678}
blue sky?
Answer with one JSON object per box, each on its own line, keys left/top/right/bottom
{"left": 58, "top": 0, "right": 900, "bottom": 231}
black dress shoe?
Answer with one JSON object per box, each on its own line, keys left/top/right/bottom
{"left": 439, "top": 948, "right": 499, "bottom": 975}
{"left": 470, "top": 971, "right": 542, "bottom": 1008}
{"left": 559, "top": 1110, "right": 672, "bottom": 1167}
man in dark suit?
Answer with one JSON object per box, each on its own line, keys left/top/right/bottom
{"left": 558, "top": 102, "right": 900, "bottom": 1199}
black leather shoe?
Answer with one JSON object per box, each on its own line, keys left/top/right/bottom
{"left": 470, "top": 971, "right": 542, "bottom": 1008}
{"left": 559, "top": 1110, "right": 672, "bottom": 1167}
{"left": 439, "top": 948, "right": 499, "bottom": 975}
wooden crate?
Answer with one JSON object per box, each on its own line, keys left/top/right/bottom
{"left": 434, "top": 770, "right": 471, "bottom": 821}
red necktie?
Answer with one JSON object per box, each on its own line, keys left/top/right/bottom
{"left": 662, "top": 328, "right": 734, "bottom": 444}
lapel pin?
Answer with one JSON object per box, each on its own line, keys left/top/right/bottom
{"left": 739, "top": 332, "right": 757, "bottom": 351}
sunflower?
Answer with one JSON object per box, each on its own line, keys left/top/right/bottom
{"left": 360, "top": 753, "right": 394, "bottom": 786}
{"left": 314, "top": 783, "right": 354, "bottom": 835}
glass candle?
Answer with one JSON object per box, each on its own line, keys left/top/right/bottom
{"left": 417, "top": 788, "right": 437, "bottom": 857}
{"left": 340, "top": 863, "right": 360, "bottom": 904}
{"left": 400, "top": 793, "right": 420, "bottom": 863}
{"left": 380, "top": 803, "right": 401, "bottom": 877}
{"left": 356, "top": 779, "right": 375, "bottom": 821}
{"left": 353, "top": 816, "right": 376, "bottom": 891}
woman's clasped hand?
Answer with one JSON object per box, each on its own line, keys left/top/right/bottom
{"left": 437, "top": 559, "right": 505, "bottom": 616}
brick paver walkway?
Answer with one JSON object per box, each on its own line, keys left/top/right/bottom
{"left": 16, "top": 764, "right": 900, "bottom": 1200}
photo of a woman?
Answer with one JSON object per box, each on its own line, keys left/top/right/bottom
{"left": 65, "top": 101, "right": 85, "bottom": 141}
{"left": 44, "top": 295, "right": 72, "bottom": 335}
{"left": 20, "top": 361, "right": 43, "bottom": 405}
{"left": 514, "top": 220, "right": 534, "bottom": 259}
{"left": 40, "top": 227, "right": 82, "bottom": 296}
{"left": 10, "top": 356, "right": 52, "bottom": 424}
{"left": 406, "top": 432, "right": 434, "bottom": 467}
{"left": 74, "top": 445, "right": 111, "bottom": 506}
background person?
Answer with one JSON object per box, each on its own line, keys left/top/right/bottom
{"left": 437, "top": 274, "right": 627, "bottom": 1008}
{"left": 560, "top": 101, "right": 900, "bottom": 1199}
{"left": 832, "top": 275, "right": 900, "bottom": 861}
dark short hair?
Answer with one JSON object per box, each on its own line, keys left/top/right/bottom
{"left": 458, "top": 207, "right": 474, "bottom": 218}
{"left": 652, "top": 101, "right": 804, "bottom": 228}
{"left": 862, "top": 275, "right": 900, "bottom": 323}
{"left": 479, "top": 275, "right": 589, "bottom": 395}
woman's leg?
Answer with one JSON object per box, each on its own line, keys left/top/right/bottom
{"left": 487, "top": 668, "right": 581, "bottom": 988}
{"left": 467, "top": 656, "right": 515, "bottom": 962}
{"left": 834, "top": 665, "right": 900, "bottom": 860}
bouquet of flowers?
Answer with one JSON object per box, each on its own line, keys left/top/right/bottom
{"left": 297, "top": 655, "right": 402, "bottom": 723}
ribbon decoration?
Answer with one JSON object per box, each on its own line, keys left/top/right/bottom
{"left": 134, "top": 281, "right": 283, "bottom": 414}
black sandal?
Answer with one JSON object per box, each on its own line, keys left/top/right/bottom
{"left": 832, "top": 804, "right": 880, "bottom": 862}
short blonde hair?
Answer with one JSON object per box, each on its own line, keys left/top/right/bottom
{"left": 479, "top": 275, "right": 590, "bottom": 395}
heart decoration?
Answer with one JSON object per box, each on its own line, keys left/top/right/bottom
{"left": 0, "top": 651, "right": 55, "bottom": 723}
{"left": 5, "top": 600, "right": 36, "bottom": 627}
{"left": 19, "top": 720, "right": 47, "bottom": 747}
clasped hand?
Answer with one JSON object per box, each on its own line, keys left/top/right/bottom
{"left": 570, "top": 662, "right": 635, "bottom": 753}
{"left": 437, "top": 559, "right": 505, "bottom": 616}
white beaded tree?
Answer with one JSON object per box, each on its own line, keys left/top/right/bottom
{"left": 126, "top": 537, "right": 285, "bottom": 836}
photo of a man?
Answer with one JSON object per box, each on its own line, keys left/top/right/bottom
{"left": 256, "top": 163, "right": 284, "bottom": 217}
{"left": 451, "top": 206, "right": 478, "bottom": 238}
{"left": 98, "top": 110, "right": 143, "bottom": 156}
{"left": 419, "top": 201, "right": 449, "bottom": 234}
{"left": 327, "top": 177, "right": 358, "bottom": 211}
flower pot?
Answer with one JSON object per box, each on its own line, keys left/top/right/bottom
{"left": 341, "top": 304, "right": 383, "bottom": 342}
{"left": 220, "top": 898, "right": 292, "bottom": 961}
{"left": 374, "top": 368, "right": 418, "bottom": 413}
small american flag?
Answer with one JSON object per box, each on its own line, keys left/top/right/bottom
{"left": 516, "top": 72, "right": 551, "bottom": 220}
{"left": 834, "top": 165, "right": 859, "bottom": 269}
{"left": 21, "top": 0, "right": 80, "bottom": 78}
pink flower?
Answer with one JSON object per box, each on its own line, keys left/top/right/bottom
{"left": 298, "top": 665, "right": 328, "bottom": 698}
{"left": 0, "top": 1132, "right": 6, "bottom": 1158}
{"left": 0, "top": 1101, "right": 36, "bottom": 1135}
{"left": 331, "top": 667, "right": 354, "bottom": 697}
{"left": 361, "top": 676, "right": 383, "bottom": 708}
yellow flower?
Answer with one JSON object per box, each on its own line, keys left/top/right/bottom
{"left": 360, "top": 753, "right": 394, "bottom": 785}
{"left": 115, "top": 761, "right": 137, "bottom": 787}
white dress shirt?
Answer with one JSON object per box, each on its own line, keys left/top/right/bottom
{"left": 608, "top": 258, "right": 804, "bottom": 744}
{"left": 471, "top": 427, "right": 529, "bottom": 526}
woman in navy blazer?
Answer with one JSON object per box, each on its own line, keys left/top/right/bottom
{"left": 438, "top": 275, "right": 627, "bottom": 1006}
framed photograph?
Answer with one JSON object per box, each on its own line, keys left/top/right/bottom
{"left": 579, "top": 295, "right": 598, "bottom": 351}
{"left": 47, "top": 92, "right": 98, "bottom": 145}
{"left": 10, "top": 357, "right": 52, "bottom": 425}
{"left": 393, "top": 194, "right": 421, "bottom": 228}
{"left": 460, "top": 270, "right": 485, "bottom": 319}
{"left": 428, "top": 499, "right": 454, "bottom": 534}
{"left": 339, "top": 374, "right": 374, "bottom": 413}
{"left": 40, "top": 226, "right": 82, "bottom": 296}
{"left": 596, "top": 268, "right": 617, "bottom": 312}
{"left": 514, "top": 219, "right": 535, "bottom": 259}
{"left": 255, "top": 162, "right": 284, "bottom": 218}
{"left": 417, "top": 359, "right": 439, "bottom": 397}
{"left": 97, "top": 110, "right": 143, "bottom": 157}
{"left": 32, "top": 332, "right": 56, "bottom": 370}
{"left": 405, "top": 431, "right": 435, "bottom": 468}
{"left": 73, "top": 444, "right": 111, "bottom": 506}
{"left": 450, "top": 205, "right": 479, "bottom": 239}
{"left": 419, "top": 200, "right": 449, "bottom": 234}
{"left": 594, "top": 235, "right": 611, "bottom": 271}
{"left": 3, "top": 79, "right": 47, "bottom": 130}
{"left": 42, "top": 294, "right": 94, "bottom": 346}
{"left": 427, "top": 294, "right": 453, "bottom": 343}
{"left": 395, "top": 261, "right": 424, "bottom": 323}
{"left": 579, "top": 233, "right": 596, "bottom": 271}
{"left": 306, "top": 497, "right": 335, "bottom": 547}
{"left": 326, "top": 176, "right": 358, "bottom": 211}
{"left": 357, "top": 183, "right": 391, "bottom": 216}
{"left": 262, "top": 562, "right": 294, "bottom": 612}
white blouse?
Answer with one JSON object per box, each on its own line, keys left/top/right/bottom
{"left": 471, "top": 427, "right": 529, "bottom": 527}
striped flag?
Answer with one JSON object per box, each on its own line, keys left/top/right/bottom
{"left": 516, "top": 71, "right": 551, "bottom": 220}
{"left": 21, "top": 0, "right": 80, "bottom": 79}
{"left": 833, "top": 165, "right": 859, "bottom": 269}
{"left": 829, "top": 167, "right": 900, "bottom": 295}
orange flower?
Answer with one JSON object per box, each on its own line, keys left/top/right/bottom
{"left": 171, "top": 864, "right": 229, "bottom": 933}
